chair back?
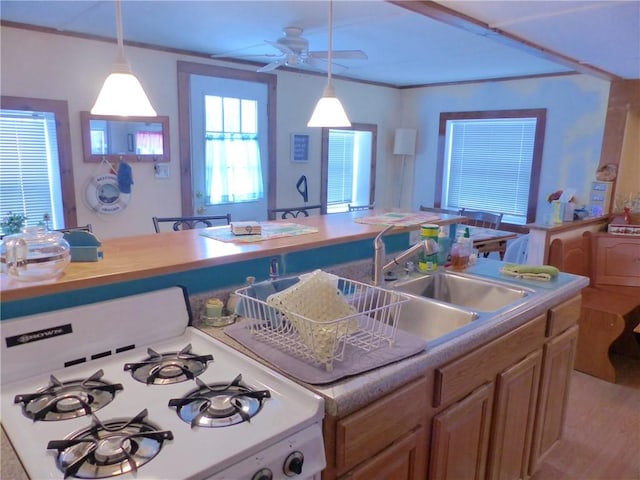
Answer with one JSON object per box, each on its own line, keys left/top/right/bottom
{"left": 348, "top": 203, "right": 374, "bottom": 212}
{"left": 504, "top": 234, "right": 529, "bottom": 264}
{"left": 460, "top": 208, "right": 503, "bottom": 229}
{"left": 419, "top": 205, "right": 460, "bottom": 215}
{"left": 55, "top": 224, "right": 93, "bottom": 234}
{"left": 152, "top": 215, "right": 231, "bottom": 233}
{"left": 268, "top": 204, "right": 322, "bottom": 220}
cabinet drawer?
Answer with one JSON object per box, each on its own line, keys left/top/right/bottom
{"left": 434, "top": 315, "right": 546, "bottom": 408}
{"left": 547, "top": 295, "right": 581, "bottom": 337}
{"left": 335, "top": 376, "right": 428, "bottom": 472}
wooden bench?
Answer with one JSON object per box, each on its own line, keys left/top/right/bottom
{"left": 548, "top": 231, "right": 640, "bottom": 383}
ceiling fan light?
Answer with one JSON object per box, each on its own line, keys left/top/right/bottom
{"left": 307, "top": 83, "right": 351, "bottom": 128}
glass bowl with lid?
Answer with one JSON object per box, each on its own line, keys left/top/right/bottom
{"left": 1, "top": 226, "right": 71, "bottom": 282}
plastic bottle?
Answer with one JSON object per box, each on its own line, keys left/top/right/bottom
{"left": 451, "top": 232, "right": 470, "bottom": 270}
{"left": 418, "top": 224, "right": 439, "bottom": 272}
{"left": 437, "top": 226, "right": 450, "bottom": 266}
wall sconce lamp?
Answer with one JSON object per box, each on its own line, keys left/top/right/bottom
{"left": 91, "top": 0, "right": 156, "bottom": 117}
{"left": 393, "top": 128, "right": 417, "bottom": 208}
{"left": 307, "top": 0, "right": 351, "bottom": 128}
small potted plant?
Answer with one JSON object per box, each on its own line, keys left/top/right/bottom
{"left": 1, "top": 212, "right": 27, "bottom": 236}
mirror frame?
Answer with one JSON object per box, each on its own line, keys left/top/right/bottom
{"left": 80, "top": 111, "right": 170, "bottom": 163}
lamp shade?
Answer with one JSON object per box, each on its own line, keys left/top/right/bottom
{"left": 393, "top": 128, "right": 417, "bottom": 156}
{"left": 307, "top": 83, "right": 351, "bottom": 128}
{"left": 91, "top": 66, "right": 157, "bottom": 117}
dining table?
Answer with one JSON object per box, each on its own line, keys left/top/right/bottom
{"left": 452, "top": 224, "right": 518, "bottom": 260}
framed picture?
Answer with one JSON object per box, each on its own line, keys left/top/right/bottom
{"left": 291, "top": 133, "right": 310, "bottom": 163}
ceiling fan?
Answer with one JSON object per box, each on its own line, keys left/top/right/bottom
{"left": 254, "top": 26, "right": 367, "bottom": 73}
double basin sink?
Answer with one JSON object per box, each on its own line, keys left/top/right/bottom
{"left": 384, "top": 270, "right": 533, "bottom": 342}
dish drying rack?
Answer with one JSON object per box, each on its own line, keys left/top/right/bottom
{"left": 234, "top": 271, "right": 410, "bottom": 371}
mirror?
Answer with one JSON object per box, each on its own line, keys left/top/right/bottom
{"left": 80, "top": 111, "right": 170, "bottom": 162}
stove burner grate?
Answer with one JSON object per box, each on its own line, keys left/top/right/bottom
{"left": 47, "top": 409, "right": 173, "bottom": 479}
{"left": 168, "top": 374, "right": 271, "bottom": 428}
{"left": 123, "top": 344, "right": 213, "bottom": 385}
{"left": 13, "top": 369, "right": 123, "bottom": 422}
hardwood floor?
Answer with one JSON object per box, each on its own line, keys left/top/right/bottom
{"left": 531, "top": 354, "right": 640, "bottom": 480}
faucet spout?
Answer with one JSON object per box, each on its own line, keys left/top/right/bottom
{"left": 372, "top": 225, "right": 439, "bottom": 286}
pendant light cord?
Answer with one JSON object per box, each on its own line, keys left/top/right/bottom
{"left": 115, "top": 0, "right": 126, "bottom": 64}
{"left": 327, "top": 0, "right": 333, "bottom": 84}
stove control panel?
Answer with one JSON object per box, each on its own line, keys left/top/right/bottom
{"left": 207, "top": 423, "right": 325, "bottom": 480}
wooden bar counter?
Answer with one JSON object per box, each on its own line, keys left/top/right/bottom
{"left": 1, "top": 211, "right": 462, "bottom": 318}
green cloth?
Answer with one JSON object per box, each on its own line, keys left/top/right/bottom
{"left": 500, "top": 264, "right": 559, "bottom": 281}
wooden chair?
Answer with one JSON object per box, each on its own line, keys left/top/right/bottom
{"left": 268, "top": 204, "right": 322, "bottom": 220}
{"left": 419, "top": 205, "right": 460, "bottom": 215}
{"left": 55, "top": 224, "right": 93, "bottom": 234}
{"left": 152, "top": 215, "right": 231, "bottom": 233}
{"left": 459, "top": 208, "right": 504, "bottom": 258}
{"left": 348, "top": 203, "right": 374, "bottom": 212}
{"left": 459, "top": 208, "right": 503, "bottom": 229}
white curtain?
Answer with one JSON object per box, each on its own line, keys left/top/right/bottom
{"left": 205, "top": 133, "right": 263, "bottom": 204}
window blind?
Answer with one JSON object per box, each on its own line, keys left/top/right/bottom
{"left": 0, "top": 110, "right": 62, "bottom": 229}
{"left": 327, "top": 130, "right": 355, "bottom": 206}
{"left": 444, "top": 118, "right": 536, "bottom": 224}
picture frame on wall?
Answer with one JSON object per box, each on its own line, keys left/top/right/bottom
{"left": 291, "top": 133, "right": 310, "bottom": 163}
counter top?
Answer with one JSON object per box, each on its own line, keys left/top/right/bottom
{"left": 199, "top": 259, "right": 589, "bottom": 417}
{"left": 1, "top": 211, "right": 462, "bottom": 303}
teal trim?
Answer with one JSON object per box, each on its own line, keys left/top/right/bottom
{"left": 1, "top": 233, "right": 411, "bottom": 320}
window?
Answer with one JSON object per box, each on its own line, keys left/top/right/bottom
{"left": 436, "top": 109, "right": 546, "bottom": 226}
{"left": 321, "top": 123, "right": 377, "bottom": 214}
{"left": 0, "top": 96, "right": 77, "bottom": 230}
{"left": 203, "top": 95, "right": 263, "bottom": 204}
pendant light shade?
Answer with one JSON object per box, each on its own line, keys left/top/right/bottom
{"left": 307, "top": 0, "right": 351, "bottom": 128}
{"left": 307, "top": 83, "right": 351, "bottom": 127}
{"left": 91, "top": 0, "right": 156, "bottom": 117}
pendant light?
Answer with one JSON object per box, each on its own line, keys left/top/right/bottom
{"left": 91, "top": 0, "right": 156, "bottom": 117}
{"left": 307, "top": 0, "right": 351, "bottom": 127}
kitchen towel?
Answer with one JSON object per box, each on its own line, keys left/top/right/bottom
{"left": 224, "top": 319, "right": 426, "bottom": 385}
{"left": 500, "top": 264, "right": 559, "bottom": 281}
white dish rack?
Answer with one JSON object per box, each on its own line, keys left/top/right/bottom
{"left": 234, "top": 271, "right": 410, "bottom": 371}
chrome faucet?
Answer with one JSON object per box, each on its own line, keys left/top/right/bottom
{"left": 372, "top": 225, "right": 439, "bottom": 286}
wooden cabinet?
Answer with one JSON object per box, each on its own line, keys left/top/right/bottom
{"left": 487, "top": 351, "right": 542, "bottom": 480}
{"left": 323, "top": 376, "right": 429, "bottom": 480}
{"left": 428, "top": 295, "right": 581, "bottom": 480}
{"left": 430, "top": 383, "right": 494, "bottom": 480}
{"left": 529, "top": 325, "right": 578, "bottom": 471}
{"left": 430, "top": 316, "right": 546, "bottom": 480}
{"left": 322, "top": 295, "right": 581, "bottom": 480}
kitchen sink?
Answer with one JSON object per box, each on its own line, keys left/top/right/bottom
{"left": 393, "top": 294, "right": 479, "bottom": 341}
{"left": 389, "top": 270, "right": 530, "bottom": 312}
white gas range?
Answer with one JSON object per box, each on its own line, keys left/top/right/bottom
{"left": 0, "top": 287, "right": 325, "bottom": 480}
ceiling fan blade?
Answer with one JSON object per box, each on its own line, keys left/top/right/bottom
{"left": 265, "top": 39, "right": 295, "bottom": 56}
{"left": 303, "top": 57, "right": 348, "bottom": 74}
{"left": 257, "top": 59, "right": 286, "bottom": 73}
{"left": 309, "top": 50, "right": 368, "bottom": 60}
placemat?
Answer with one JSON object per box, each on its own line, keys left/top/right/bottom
{"left": 200, "top": 222, "right": 319, "bottom": 243}
{"left": 353, "top": 212, "right": 440, "bottom": 227}
{"left": 224, "top": 320, "right": 426, "bottom": 385}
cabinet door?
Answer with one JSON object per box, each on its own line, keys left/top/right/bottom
{"left": 345, "top": 425, "right": 426, "bottom": 480}
{"left": 530, "top": 325, "right": 578, "bottom": 472}
{"left": 487, "top": 350, "right": 542, "bottom": 480}
{"left": 429, "top": 382, "right": 494, "bottom": 480}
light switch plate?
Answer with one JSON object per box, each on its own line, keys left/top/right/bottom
{"left": 154, "top": 164, "right": 170, "bottom": 179}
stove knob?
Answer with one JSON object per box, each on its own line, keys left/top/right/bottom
{"left": 251, "top": 468, "right": 273, "bottom": 480}
{"left": 283, "top": 451, "right": 304, "bottom": 476}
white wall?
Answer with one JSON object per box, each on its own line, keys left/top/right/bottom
{"left": 399, "top": 75, "right": 611, "bottom": 223}
{"left": 1, "top": 26, "right": 613, "bottom": 238}
{"left": 1, "top": 27, "right": 400, "bottom": 239}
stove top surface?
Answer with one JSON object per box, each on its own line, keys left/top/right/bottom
{"left": 1, "top": 288, "right": 324, "bottom": 480}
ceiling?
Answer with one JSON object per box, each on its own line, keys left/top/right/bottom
{"left": 1, "top": 0, "right": 638, "bottom": 87}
